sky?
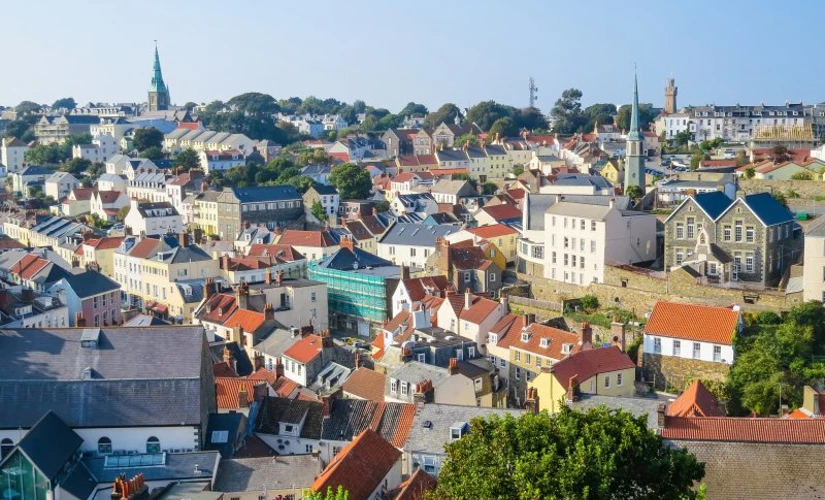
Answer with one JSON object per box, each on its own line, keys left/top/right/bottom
{"left": 2, "top": 0, "right": 824, "bottom": 114}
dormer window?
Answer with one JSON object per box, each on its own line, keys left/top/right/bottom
{"left": 539, "top": 338, "right": 550, "bottom": 348}
{"left": 562, "top": 343, "right": 573, "bottom": 354}
{"left": 449, "top": 422, "right": 468, "bottom": 441}
{"left": 521, "top": 331, "right": 531, "bottom": 343}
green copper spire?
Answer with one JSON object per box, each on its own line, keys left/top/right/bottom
{"left": 627, "top": 70, "right": 642, "bottom": 141}
{"left": 150, "top": 42, "right": 167, "bottom": 93}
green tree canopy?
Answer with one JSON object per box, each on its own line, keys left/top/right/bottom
{"left": 615, "top": 103, "right": 658, "bottom": 133}
{"left": 582, "top": 103, "right": 617, "bottom": 131}
{"left": 465, "top": 101, "right": 513, "bottom": 131}
{"left": 60, "top": 158, "right": 91, "bottom": 176}
{"left": 132, "top": 127, "right": 164, "bottom": 152}
{"left": 488, "top": 117, "right": 518, "bottom": 139}
{"left": 51, "top": 97, "right": 77, "bottom": 110}
{"left": 550, "top": 88, "right": 586, "bottom": 134}
{"left": 15, "top": 101, "right": 42, "bottom": 115}
{"left": 173, "top": 148, "right": 200, "bottom": 172}
{"left": 141, "top": 146, "right": 164, "bottom": 161}
{"left": 398, "top": 101, "right": 428, "bottom": 117}
{"left": 432, "top": 407, "right": 704, "bottom": 500}
{"left": 514, "top": 106, "right": 549, "bottom": 131}
{"left": 329, "top": 163, "right": 371, "bottom": 200}
{"left": 227, "top": 92, "right": 280, "bottom": 116}
{"left": 311, "top": 200, "right": 327, "bottom": 222}
{"left": 625, "top": 184, "right": 644, "bottom": 201}
{"left": 305, "top": 486, "right": 348, "bottom": 500}
{"left": 424, "top": 103, "right": 461, "bottom": 129}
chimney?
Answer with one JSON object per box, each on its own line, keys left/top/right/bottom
{"left": 524, "top": 387, "right": 539, "bottom": 415}
{"left": 203, "top": 278, "right": 216, "bottom": 300}
{"left": 611, "top": 318, "right": 626, "bottom": 351}
{"left": 499, "top": 292, "right": 508, "bottom": 311}
{"left": 400, "top": 264, "right": 410, "bottom": 281}
{"left": 320, "top": 329, "right": 333, "bottom": 349}
{"left": 238, "top": 387, "right": 249, "bottom": 408}
{"left": 254, "top": 354, "right": 264, "bottom": 370}
{"left": 464, "top": 290, "right": 471, "bottom": 310}
{"left": 221, "top": 253, "right": 230, "bottom": 271}
{"left": 75, "top": 312, "right": 86, "bottom": 327}
{"left": 448, "top": 357, "right": 459, "bottom": 375}
{"left": 579, "top": 322, "right": 593, "bottom": 347}
{"left": 566, "top": 375, "right": 579, "bottom": 402}
{"left": 243, "top": 220, "right": 250, "bottom": 230}
{"left": 178, "top": 232, "right": 188, "bottom": 248}
{"left": 264, "top": 267, "right": 272, "bottom": 285}
{"left": 321, "top": 395, "right": 331, "bottom": 417}
{"left": 339, "top": 236, "right": 354, "bottom": 252}
{"left": 657, "top": 403, "right": 667, "bottom": 430}
{"left": 264, "top": 303, "right": 274, "bottom": 320}
{"left": 354, "top": 352, "right": 361, "bottom": 369}
{"left": 236, "top": 282, "right": 249, "bottom": 310}
{"left": 522, "top": 313, "right": 534, "bottom": 327}
{"left": 274, "top": 358, "right": 284, "bottom": 378}
{"left": 276, "top": 270, "right": 282, "bottom": 286}
{"left": 222, "top": 345, "right": 234, "bottom": 365}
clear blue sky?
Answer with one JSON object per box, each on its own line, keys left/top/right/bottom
{"left": 3, "top": 0, "right": 823, "bottom": 114}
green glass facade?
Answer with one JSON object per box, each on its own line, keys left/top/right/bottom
{"left": 308, "top": 263, "right": 391, "bottom": 324}
{"left": 0, "top": 451, "right": 50, "bottom": 500}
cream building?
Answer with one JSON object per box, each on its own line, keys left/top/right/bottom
{"left": 803, "top": 218, "right": 825, "bottom": 303}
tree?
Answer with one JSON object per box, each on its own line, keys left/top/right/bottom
{"left": 465, "top": 101, "right": 513, "bottom": 131}
{"left": 674, "top": 130, "right": 692, "bottom": 147}
{"left": 132, "top": 127, "right": 164, "bottom": 152}
{"left": 117, "top": 205, "right": 131, "bottom": 222}
{"left": 15, "top": 101, "right": 42, "bottom": 115}
{"left": 3, "top": 119, "right": 35, "bottom": 141}
{"left": 772, "top": 191, "right": 788, "bottom": 208}
{"left": 227, "top": 92, "right": 279, "bottom": 116}
{"left": 616, "top": 103, "right": 657, "bottom": 133}
{"left": 582, "top": 103, "right": 617, "bottom": 132}
{"left": 550, "top": 88, "right": 586, "bottom": 134}
{"left": 432, "top": 408, "right": 704, "bottom": 500}
{"left": 141, "top": 146, "right": 163, "bottom": 161}
{"left": 311, "top": 200, "right": 327, "bottom": 222}
{"left": 329, "top": 163, "right": 371, "bottom": 200}
{"left": 626, "top": 184, "right": 643, "bottom": 201}
{"left": 424, "top": 103, "right": 461, "bottom": 129}
{"left": 51, "top": 97, "right": 76, "bottom": 110}
{"left": 791, "top": 171, "right": 813, "bottom": 180}
{"left": 514, "top": 107, "right": 549, "bottom": 131}
{"left": 481, "top": 181, "right": 498, "bottom": 195}
{"left": 735, "top": 150, "right": 749, "bottom": 167}
{"left": 398, "top": 101, "right": 428, "bottom": 117}
{"left": 304, "top": 486, "right": 348, "bottom": 500}
{"left": 183, "top": 102, "right": 198, "bottom": 112}
{"left": 173, "top": 148, "right": 201, "bottom": 172}
{"left": 488, "top": 117, "right": 518, "bottom": 139}
{"left": 580, "top": 294, "right": 599, "bottom": 311}
{"left": 61, "top": 158, "right": 91, "bottom": 176}
{"left": 453, "top": 134, "right": 477, "bottom": 148}
{"left": 772, "top": 145, "right": 792, "bottom": 163}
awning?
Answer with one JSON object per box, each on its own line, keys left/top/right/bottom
{"left": 152, "top": 304, "right": 168, "bottom": 314}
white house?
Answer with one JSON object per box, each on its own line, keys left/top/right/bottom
{"left": 643, "top": 301, "right": 740, "bottom": 366}
{"left": 538, "top": 173, "right": 614, "bottom": 196}
{"left": 199, "top": 149, "right": 245, "bottom": 174}
{"left": 91, "top": 190, "right": 130, "bottom": 222}
{"left": 124, "top": 199, "right": 183, "bottom": 236}
{"left": 44, "top": 171, "right": 80, "bottom": 201}
{"left": 377, "top": 223, "right": 456, "bottom": 269}
{"left": 0, "top": 137, "right": 30, "bottom": 173}
{"left": 541, "top": 198, "right": 657, "bottom": 284}
{"left": 96, "top": 173, "right": 128, "bottom": 192}
{"left": 72, "top": 134, "right": 119, "bottom": 163}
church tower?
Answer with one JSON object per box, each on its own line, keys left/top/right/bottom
{"left": 148, "top": 43, "right": 171, "bottom": 112}
{"left": 664, "top": 76, "right": 677, "bottom": 114}
{"left": 624, "top": 72, "right": 645, "bottom": 196}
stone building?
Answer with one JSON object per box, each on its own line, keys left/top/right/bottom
{"left": 664, "top": 191, "right": 798, "bottom": 287}
{"left": 216, "top": 186, "right": 305, "bottom": 240}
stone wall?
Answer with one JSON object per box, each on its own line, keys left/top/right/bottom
{"left": 738, "top": 179, "right": 824, "bottom": 200}
{"left": 519, "top": 264, "right": 802, "bottom": 316}
{"left": 642, "top": 352, "right": 729, "bottom": 391}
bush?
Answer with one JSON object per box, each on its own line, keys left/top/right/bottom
{"left": 580, "top": 294, "right": 599, "bottom": 311}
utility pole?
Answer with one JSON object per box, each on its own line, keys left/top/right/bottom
{"left": 529, "top": 77, "right": 538, "bottom": 108}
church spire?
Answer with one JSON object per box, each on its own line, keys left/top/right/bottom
{"left": 150, "top": 41, "right": 167, "bottom": 93}
{"left": 148, "top": 42, "right": 171, "bottom": 112}
{"left": 627, "top": 70, "right": 642, "bottom": 141}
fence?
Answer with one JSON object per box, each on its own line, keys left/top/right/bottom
{"left": 508, "top": 295, "right": 564, "bottom": 313}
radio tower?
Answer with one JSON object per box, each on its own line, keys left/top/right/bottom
{"left": 528, "top": 77, "right": 538, "bottom": 108}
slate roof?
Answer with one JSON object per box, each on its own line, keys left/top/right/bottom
{"left": 569, "top": 394, "right": 665, "bottom": 430}
{"left": 404, "top": 404, "right": 523, "bottom": 455}
{"left": 81, "top": 451, "right": 220, "bottom": 483}
{"left": 645, "top": 301, "right": 739, "bottom": 345}
{"left": 205, "top": 412, "right": 246, "bottom": 458}
{"left": 380, "top": 223, "right": 455, "bottom": 246}
{"left": 231, "top": 186, "right": 301, "bottom": 203}
{"left": 59, "top": 270, "right": 120, "bottom": 298}
{"left": 316, "top": 246, "right": 397, "bottom": 271}
{"left": 213, "top": 455, "right": 321, "bottom": 492}
{"left": 312, "top": 429, "right": 401, "bottom": 500}
{"left": 17, "top": 411, "right": 83, "bottom": 481}
{"left": 692, "top": 191, "right": 735, "bottom": 220}
{"left": 742, "top": 192, "right": 794, "bottom": 226}
{"left": 310, "top": 184, "right": 338, "bottom": 196}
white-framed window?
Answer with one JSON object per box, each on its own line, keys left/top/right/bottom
{"left": 745, "top": 226, "right": 755, "bottom": 243}
{"left": 489, "top": 273, "right": 496, "bottom": 282}
{"left": 617, "top": 373, "right": 623, "bottom": 386}
{"left": 401, "top": 381, "right": 409, "bottom": 396}
{"left": 675, "top": 223, "right": 684, "bottom": 239}
{"left": 653, "top": 337, "right": 662, "bottom": 354}
{"left": 488, "top": 333, "right": 498, "bottom": 344}
{"left": 417, "top": 353, "right": 425, "bottom": 363}
{"left": 423, "top": 456, "right": 436, "bottom": 473}
{"left": 604, "top": 375, "right": 610, "bottom": 388}
{"left": 464, "top": 271, "right": 471, "bottom": 283}
{"left": 468, "top": 346, "right": 475, "bottom": 358}
{"left": 693, "top": 342, "right": 701, "bottom": 359}
{"left": 673, "top": 340, "right": 681, "bottom": 356}
{"left": 390, "top": 378, "right": 398, "bottom": 393}
{"left": 713, "top": 345, "right": 722, "bottom": 362}
{"left": 515, "top": 367, "right": 520, "bottom": 380}
{"left": 745, "top": 253, "right": 754, "bottom": 273}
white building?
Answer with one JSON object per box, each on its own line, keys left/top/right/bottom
{"left": 124, "top": 199, "right": 183, "bottom": 236}
{"left": 803, "top": 218, "right": 825, "bottom": 303}
{"left": 538, "top": 173, "right": 614, "bottom": 196}
{"left": 71, "top": 134, "right": 119, "bottom": 163}
{"left": 96, "top": 173, "right": 128, "bottom": 192}
{"left": 0, "top": 137, "right": 30, "bottom": 173}
{"left": 44, "top": 171, "right": 80, "bottom": 201}
{"left": 199, "top": 149, "right": 245, "bottom": 174}
{"left": 541, "top": 198, "right": 657, "bottom": 284}
{"left": 377, "top": 223, "right": 456, "bottom": 269}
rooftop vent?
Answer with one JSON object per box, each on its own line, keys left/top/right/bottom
{"left": 80, "top": 328, "right": 101, "bottom": 348}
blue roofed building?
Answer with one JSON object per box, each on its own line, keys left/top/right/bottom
{"left": 664, "top": 191, "right": 799, "bottom": 287}
{"left": 216, "top": 186, "right": 306, "bottom": 240}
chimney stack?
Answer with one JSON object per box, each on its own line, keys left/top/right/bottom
{"left": 75, "top": 312, "right": 86, "bottom": 327}
{"left": 400, "top": 264, "right": 410, "bottom": 281}
{"left": 221, "top": 253, "right": 230, "bottom": 270}
{"left": 566, "top": 375, "right": 579, "bottom": 402}
{"left": 264, "top": 267, "right": 272, "bottom": 285}
{"left": 524, "top": 387, "right": 539, "bottom": 415}
{"left": 275, "top": 359, "right": 284, "bottom": 378}
{"left": 464, "top": 290, "right": 471, "bottom": 310}
{"left": 236, "top": 281, "right": 249, "bottom": 310}
{"left": 321, "top": 395, "right": 331, "bottom": 417}
{"left": 339, "top": 236, "right": 354, "bottom": 252}
{"left": 579, "top": 322, "right": 593, "bottom": 347}
{"left": 238, "top": 387, "right": 249, "bottom": 408}
{"left": 203, "top": 278, "right": 216, "bottom": 300}
{"left": 448, "top": 357, "right": 459, "bottom": 375}
{"left": 276, "top": 270, "right": 282, "bottom": 286}
{"left": 178, "top": 232, "right": 188, "bottom": 248}
{"left": 264, "top": 303, "right": 275, "bottom": 320}
{"left": 611, "top": 318, "right": 626, "bottom": 351}
{"left": 354, "top": 352, "right": 361, "bottom": 369}
{"left": 657, "top": 403, "right": 667, "bottom": 430}
{"left": 320, "top": 329, "right": 333, "bottom": 349}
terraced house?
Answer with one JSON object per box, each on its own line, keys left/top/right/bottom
{"left": 216, "top": 186, "right": 305, "bottom": 240}
{"left": 664, "top": 191, "right": 798, "bottom": 286}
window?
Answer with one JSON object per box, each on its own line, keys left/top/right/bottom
{"left": 653, "top": 337, "right": 662, "bottom": 354}
{"left": 551, "top": 251, "right": 556, "bottom": 264}
{"left": 580, "top": 239, "right": 585, "bottom": 251}
{"left": 464, "top": 271, "right": 471, "bottom": 283}
{"left": 311, "top": 292, "right": 317, "bottom": 302}
{"left": 745, "top": 253, "right": 754, "bottom": 273}
{"left": 686, "top": 217, "right": 694, "bottom": 239}
{"left": 455, "top": 349, "right": 464, "bottom": 361}
{"left": 515, "top": 367, "right": 521, "bottom": 380}
{"left": 675, "top": 223, "right": 684, "bottom": 239}
{"left": 723, "top": 225, "right": 731, "bottom": 242}
{"left": 713, "top": 345, "right": 722, "bottom": 362}
{"left": 489, "top": 273, "right": 496, "bottom": 282}
{"left": 591, "top": 240, "right": 596, "bottom": 253}
{"left": 604, "top": 375, "right": 610, "bottom": 388}
{"left": 693, "top": 342, "right": 701, "bottom": 359}
{"left": 98, "top": 437, "right": 112, "bottom": 455}
{"left": 525, "top": 353, "right": 531, "bottom": 364}
{"left": 146, "top": 436, "right": 160, "bottom": 454}
{"left": 675, "top": 250, "right": 684, "bottom": 265}
{"left": 0, "top": 438, "right": 13, "bottom": 459}
{"left": 468, "top": 346, "right": 475, "bottom": 358}
{"left": 580, "top": 219, "right": 585, "bottom": 230}
{"left": 410, "top": 248, "right": 416, "bottom": 257}
{"left": 474, "top": 377, "right": 483, "bottom": 392}
{"left": 673, "top": 340, "right": 681, "bottom": 356}
{"left": 423, "top": 456, "right": 436, "bottom": 473}
{"left": 734, "top": 221, "right": 743, "bottom": 242}
{"left": 305, "top": 444, "right": 313, "bottom": 453}
{"left": 617, "top": 373, "right": 623, "bottom": 386}
{"left": 401, "top": 381, "right": 409, "bottom": 396}
{"left": 591, "top": 220, "right": 596, "bottom": 231}
{"left": 450, "top": 427, "right": 462, "bottom": 441}
{"left": 417, "top": 353, "right": 425, "bottom": 362}
{"left": 390, "top": 378, "right": 398, "bottom": 393}
{"left": 745, "top": 226, "right": 755, "bottom": 243}
{"left": 488, "top": 333, "right": 498, "bottom": 344}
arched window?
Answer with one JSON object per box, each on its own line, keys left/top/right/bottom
{"left": 146, "top": 436, "right": 160, "bottom": 454}
{"left": 98, "top": 437, "right": 112, "bottom": 455}
{"left": 1, "top": 438, "right": 13, "bottom": 458}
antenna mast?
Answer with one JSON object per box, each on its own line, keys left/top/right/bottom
{"left": 529, "top": 77, "right": 538, "bottom": 108}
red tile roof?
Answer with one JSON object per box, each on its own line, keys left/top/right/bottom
{"left": 371, "top": 332, "right": 386, "bottom": 360}
{"left": 128, "top": 237, "right": 162, "bottom": 259}
{"left": 447, "top": 294, "right": 502, "bottom": 325}
{"left": 246, "top": 244, "right": 304, "bottom": 261}
{"left": 225, "top": 308, "right": 267, "bottom": 334}
{"left": 392, "top": 468, "right": 438, "bottom": 500}
{"left": 401, "top": 276, "right": 452, "bottom": 302}
{"left": 96, "top": 190, "right": 123, "bottom": 204}
{"left": 312, "top": 429, "right": 402, "bottom": 500}
{"left": 215, "top": 377, "right": 265, "bottom": 410}
{"left": 490, "top": 313, "right": 523, "bottom": 342}
{"left": 645, "top": 301, "right": 739, "bottom": 345}
{"left": 342, "top": 367, "right": 387, "bottom": 401}
{"left": 700, "top": 159, "right": 737, "bottom": 168}
{"left": 11, "top": 254, "right": 49, "bottom": 280}
{"left": 176, "top": 122, "right": 201, "bottom": 131}
{"left": 329, "top": 152, "right": 350, "bottom": 162}
{"left": 429, "top": 168, "right": 468, "bottom": 176}
{"left": 393, "top": 172, "right": 419, "bottom": 183}
{"left": 272, "top": 377, "right": 299, "bottom": 398}
{"left": 70, "top": 187, "right": 96, "bottom": 201}
{"left": 662, "top": 417, "right": 825, "bottom": 443}
{"left": 500, "top": 322, "right": 580, "bottom": 360}
{"left": 283, "top": 334, "right": 323, "bottom": 364}
{"left": 213, "top": 361, "right": 239, "bottom": 378}
{"left": 84, "top": 236, "right": 124, "bottom": 250}
{"left": 666, "top": 380, "right": 725, "bottom": 418}
{"left": 278, "top": 230, "right": 338, "bottom": 248}
{"left": 248, "top": 367, "right": 276, "bottom": 386}
{"left": 199, "top": 293, "right": 238, "bottom": 325}
{"left": 550, "top": 346, "right": 634, "bottom": 387}
{"left": 479, "top": 203, "right": 521, "bottom": 221}
{"left": 383, "top": 310, "right": 415, "bottom": 342}
{"left": 465, "top": 224, "right": 518, "bottom": 239}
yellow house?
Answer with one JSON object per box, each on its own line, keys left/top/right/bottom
{"left": 600, "top": 159, "right": 623, "bottom": 185}
{"left": 465, "top": 224, "right": 520, "bottom": 264}
{"left": 81, "top": 236, "right": 125, "bottom": 278}
{"left": 191, "top": 191, "right": 221, "bottom": 235}
{"left": 528, "top": 345, "right": 636, "bottom": 414}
